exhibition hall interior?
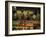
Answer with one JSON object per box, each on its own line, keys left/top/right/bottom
{"left": 12, "top": 6, "right": 40, "bottom": 30}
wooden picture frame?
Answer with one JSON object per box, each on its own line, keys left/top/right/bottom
{"left": 5, "top": 1, "right": 45, "bottom": 36}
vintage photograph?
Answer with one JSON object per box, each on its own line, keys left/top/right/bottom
{"left": 5, "top": 1, "right": 45, "bottom": 36}
{"left": 12, "top": 7, "right": 40, "bottom": 30}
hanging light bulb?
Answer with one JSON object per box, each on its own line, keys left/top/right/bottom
{"left": 32, "top": 15, "right": 36, "bottom": 19}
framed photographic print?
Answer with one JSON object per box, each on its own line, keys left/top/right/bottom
{"left": 5, "top": 1, "right": 45, "bottom": 36}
